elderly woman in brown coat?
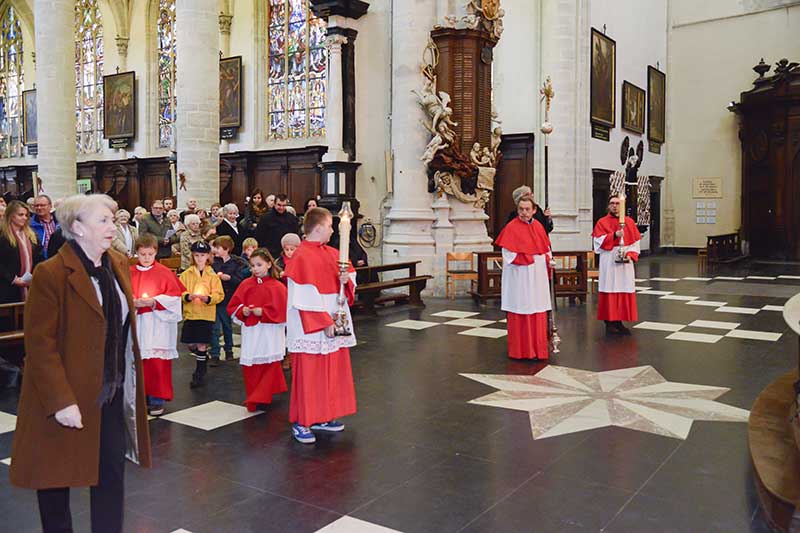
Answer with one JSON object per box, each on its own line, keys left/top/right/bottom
{"left": 10, "top": 194, "right": 151, "bottom": 533}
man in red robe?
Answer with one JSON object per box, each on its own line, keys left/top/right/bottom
{"left": 592, "top": 195, "right": 641, "bottom": 335}
{"left": 284, "top": 207, "right": 357, "bottom": 444}
{"left": 495, "top": 193, "right": 552, "bottom": 360}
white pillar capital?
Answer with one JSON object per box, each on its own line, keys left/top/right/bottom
{"left": 218, "top": 14, "right": 233, "bottom": 35}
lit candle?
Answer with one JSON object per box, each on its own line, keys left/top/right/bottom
{"left": 338, "top": 202, "right": 353, "bottom": 264}
{"left": 142, "top": 292, "right": 149, "bottom": 299}
{"left": 618, "top": 194, "right": 626, "bottom": 225}
{"left": 194, "top": 285, "right": 206, "bottom": 297}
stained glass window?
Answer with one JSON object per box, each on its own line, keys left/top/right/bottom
{"left": 158, "top": 0, "right": 176, "bottom": 148}
{"left": 267, "top": 0, "right": 327, "bottom": 140}
{"left": 0, "top": 7, "right": 23, "bottom": 159}
{"left": 75, "top": 0, "right": 104, "bottom": 154}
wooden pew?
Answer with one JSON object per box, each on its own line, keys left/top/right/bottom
{"left": 706, "top": 232, "right": 745, "bottom": 264}
{"left": 353, "top": 261, "right": 433, "bottom": 315}
{"left": 0, "top": 301, "right": 25, "bottom": 368}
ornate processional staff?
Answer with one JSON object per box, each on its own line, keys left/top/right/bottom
{"left": 540, "top": 77, "right": 560, "bottom": 354}
{"left": 334, "top": 202, "right": 354, "bottom": 336}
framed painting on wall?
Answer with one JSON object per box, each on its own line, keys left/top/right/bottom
{"left": 22, "top": 89, "right": 36, "bottom": 146}
{"left": 590, "top": 27, "right": 616, "bottom": 134}
{"left": 220, "top": 56, "right": 242, "bottom": 130}
{"left": 647, "top": 65, "right": 666, "bottom": 144}
{"left": 622, "top": 81, "right": 645, "bottom": 134}
{"left": 103, "top": 71, "right": 136, "bottom": 139}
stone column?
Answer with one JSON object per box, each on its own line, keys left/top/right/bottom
{"left": 539, "top": 0, "right": 593, "bottom": 251}
{"left": 34, "top": 0, "right": 76, "bottom": 198}
{"left": 382, "top": 0, "right": 437, "bottom": 271}
{"left": 115, "top": 36, "right": 129, "bottom": 71}
{"left": 322, "top": 33, "right": 349, "bottom": 162}
{"left": 219, "top": 14, "right": 233, "bottom": 153}
{"left": 176, "top": 0, "right": 219, "bottom": 209}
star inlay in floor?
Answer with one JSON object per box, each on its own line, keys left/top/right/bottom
{"left": 462, "top": 365, "right": 749, "bottom": 440}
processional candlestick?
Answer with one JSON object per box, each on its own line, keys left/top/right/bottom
{"left": 334, "top": 202, "right": 354, "bottom": 337}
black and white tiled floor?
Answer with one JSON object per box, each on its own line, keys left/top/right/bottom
{"left": 0, "top": 254, "right": 796, "bottom": 532}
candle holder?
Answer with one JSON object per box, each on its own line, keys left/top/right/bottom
{"left": 334, "top": 201, "right": 354, "bottom": 337}
{"left": 334, "top": 261, "right": 352, "bottom": 336}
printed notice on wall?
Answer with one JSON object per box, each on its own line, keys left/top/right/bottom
{"left": 693, "top": 178, "right": 723, "bottom": 198}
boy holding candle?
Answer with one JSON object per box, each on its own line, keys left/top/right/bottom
{"left": 592, "top": 195, "right": 641, "bottom": 335}
{"left": 130, "top": 234, "right": 187, "bottom": 416}
{"left": 284, "top": 207, "right": 357, "bottom": 444}
{"left": 227, "top": 248, "right": 288, "bottom": 411}
{"left": 179, "top": 241, "right": 225, "bottom": 388}
{"left": 209, "top": 236, "right": 250, "bottom": 365}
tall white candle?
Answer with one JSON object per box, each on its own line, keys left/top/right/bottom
{"left": 338, "top": 202, "right": 353, "bottom": 263}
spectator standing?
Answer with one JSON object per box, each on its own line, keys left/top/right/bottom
{"left": 139, "top": 200, "right": 176, "bottom": 258}
{"left": 179, "top": 214, "right": 206, "bottom": 271}
{"left": 30, "top": 195, "right": 59, "bottom": 258}
{"left": 239, "top": 189, "right": 269, "bottom": 238}
{"left": 179, "top": 198, "right": 198, "bottom": 222}
{"left": 215, "top": 203, "right": 243, "bottom": 256}
{"left": 255, "top": 194, "right": 300, "bottom": 259}
{"left": 111, "top": 209, "right": 138, "bottom": 257}
{"left": 0, "top": 200, "right": 43, "bottom": 303}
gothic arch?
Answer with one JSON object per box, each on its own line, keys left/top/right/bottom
{"left": 0, "top": 0, "right": 32, "bottom": 52}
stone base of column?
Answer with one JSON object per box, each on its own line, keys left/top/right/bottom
{"left": 430, "top": 195, "right": 455, "bottom": 295}
{"left": 381, "top": 199, "right": 437, "bottom": 282}
{"left": 450, "top": 201, "right": 494, "bottom": 251}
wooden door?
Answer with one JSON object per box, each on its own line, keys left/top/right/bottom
{"left": 490, "top": 133, "right": 535, "bottom": 237}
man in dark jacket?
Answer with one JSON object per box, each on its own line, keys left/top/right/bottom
{"left": 254, "top": 194, "right": 299, "bottom": 259}
{"left": 503, "top": 185, "right": 553, "bottom": 233}
{"left": 138, "top": 200, "right": 178, "bottom": 258}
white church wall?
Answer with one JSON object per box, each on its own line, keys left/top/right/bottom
{"left": 666, "top": 0, "right": 800, "bottom": 248}
{"left": 588, "top": 0, "right": 667, "bottom": 181}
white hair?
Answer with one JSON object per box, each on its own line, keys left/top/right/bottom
{"left": 167, "top": 209, "right": 179, "bottom": 218}
{"left": 115, "top": 209, "right": 131, "bottom": 221}
{"left": 57, "top": 194, "right": 118, "bottom": 241}
{"left": 134, "top": 206, "right": 147, "bottom": 215}
{"left": 222, "top": 203, "right": 239, "bottom": 215}
{"left": 184, "top": 214, "right": 201, "bottom": 227}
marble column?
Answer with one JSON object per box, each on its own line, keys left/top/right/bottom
{"left": 322, "top": 33, "right": 349, "bottom": 162}
{"left": 34, "top": 0, "right": 76, "bottom": 198}
{"left": 175, "top": 0, "right": 219, "bottom": 209}
{"left": 219, "top": 14, "right": 233, "bottom": 153}
{"left": 381, "top": 0, "right": 437, "bottom": 272}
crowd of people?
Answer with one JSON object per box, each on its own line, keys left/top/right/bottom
{"left": 7, "top": 192, "right": 358, "bottom": 531}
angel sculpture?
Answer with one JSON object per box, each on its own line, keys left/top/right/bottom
{"left": 413, "top": 83, "right": 458, "bottom": 140}
{"left": 421, "top": 133, "right": 448, "bottom": 166}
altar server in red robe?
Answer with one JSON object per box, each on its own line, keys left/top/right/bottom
{"left": 285, "top": 207, "right": 357, "bottom": 444}
{"left": 592, "top": 195, "right": 641, "bottom": 335}
{"left": 495, "top": 192, "right": 553, "bottom": 360}
{"left": 129, "top": 234, "right": 186, "bottom": 416}
{"left": 227, "top": 248, "right": 288, "bottom": 412}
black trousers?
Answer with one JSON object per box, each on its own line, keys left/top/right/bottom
{"left": 37, "top": 391, "right": 126, "bottom": 533}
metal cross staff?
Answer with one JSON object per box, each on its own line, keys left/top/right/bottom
{"left": 540, "top": 77, "right": 560, "bottom": 354}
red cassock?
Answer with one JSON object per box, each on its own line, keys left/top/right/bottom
{"left": 130, "top": 262, "right": 186, "bottom": 400}
{"left": 495, "top": 217, "right": 553, "bottom": 360}
{"left": 285, "top": 241, "right": 357, "bottom": 427}
{"left": 227, "top": 276, "right": 288, "bottom": 411}
{"left": 591, "top": 214, "right": 641, "bottom": 322}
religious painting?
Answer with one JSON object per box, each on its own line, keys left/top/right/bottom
{"left": 590, "top": 28, "right": 616, "bottom": 129}
{"left": 622, "top": 81, "right": 645, "bottom": 134}
{"left": 22, "top": 89, "right": 36, "bottom": 146}
{"left": 103, "top": 71, "right": 136, "bottom": 139}
{"left": 220, "top": 56, "right": 242, "bottom": 129}
{"left": 647, "top": 65, "right": 666, "bottom": 144}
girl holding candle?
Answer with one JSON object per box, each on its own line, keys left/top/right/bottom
{"left": 179, "top": 241, "right": 224, "bottom": 388}
{"left": 130, "top": 234, "right": 186, "bottom": 416}
{"left": 227, "top": 249, "right": 288, "bottom": 412}
{"left": 284, "top": 207, "right": 357, "bottom": 444}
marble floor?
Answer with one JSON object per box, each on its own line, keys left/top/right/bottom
{"left": 0, "top": 254, "right": 796, "bottom": 532}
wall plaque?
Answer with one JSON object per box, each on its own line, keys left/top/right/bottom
{"left": 693, "top": 177, "right": 722, "bottom": 198}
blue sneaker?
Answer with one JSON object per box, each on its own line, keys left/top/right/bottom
{"left": 292, "top": 423, "right": 316, "bottom": 444}
{"left": 310, "top": 420, "right": 345, "bottom": 433}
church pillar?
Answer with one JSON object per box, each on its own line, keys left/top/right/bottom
{"left": 322, "top": 33, "right": 348, "bottom": 163}
{"left": 34, "top": 0, "right": 76, "bottom": 198}
{"left": 219, "top": 13, "right": 233, "bottom": 153}
{"left": 382, "top": 0, "right": 436, "bottom": 270}
{"left": 175, "top": 0, "right": 219, "bottom": 208}
{"left": 539, "top": 0, "right": 593, "bottom": 251}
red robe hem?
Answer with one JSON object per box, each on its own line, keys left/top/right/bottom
{"left": 289, "top": 348, "right": 357, "bottom": 427}
{"left": 507, "top": 312, "right": 549, "bottom": 360}
{"left": 242, "top": 363, "right": 288, "bottom": 412}
{"left": 142, "top": 358, "right": 173, "bottom": 401}
{"left": 597, "top": 292, "right": 638, "bottom": 322}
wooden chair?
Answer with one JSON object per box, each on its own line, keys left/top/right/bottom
{"left": 446, "top": 252, "right": 478, "bottom": 299}
{"left": 697, "top": 248, "right": 708, "bottom": 273}
{"left": 587, "top": 252, "right": 599, "bottom": 294}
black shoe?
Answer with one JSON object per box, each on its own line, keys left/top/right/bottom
{"left": 616, "top": 322, "right": 631, "bottom": 335}
{"left": 605, "top": 321, "right": 619, "bottom": 335}
{"left": 209, "top": 358, "right": 220, "bottom": 367}
{"left": 190, "top": 370, "right": 205, "bottom": 389}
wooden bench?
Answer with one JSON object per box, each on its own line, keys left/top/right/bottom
{"left": 354, "top": 261, "right": 433, "bottom": 315}
{"left": 707, "top": 232, "right": 745, "bottom": 264}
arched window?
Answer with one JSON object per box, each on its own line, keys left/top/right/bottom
{"left": 0, "top": 6, "right": 23, "bottom": 159}
{"left": 75, "top": 0, "right": 104, "bottom": 154}
{"left": 157, "top": 0, "right": 176, "bottom": 148}
{"left": 267, "top": 0, "right": 327, "bottom": 140}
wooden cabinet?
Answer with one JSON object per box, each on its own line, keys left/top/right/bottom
{"left": 736, "top": 59, "right": 800, "bottom": 260}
